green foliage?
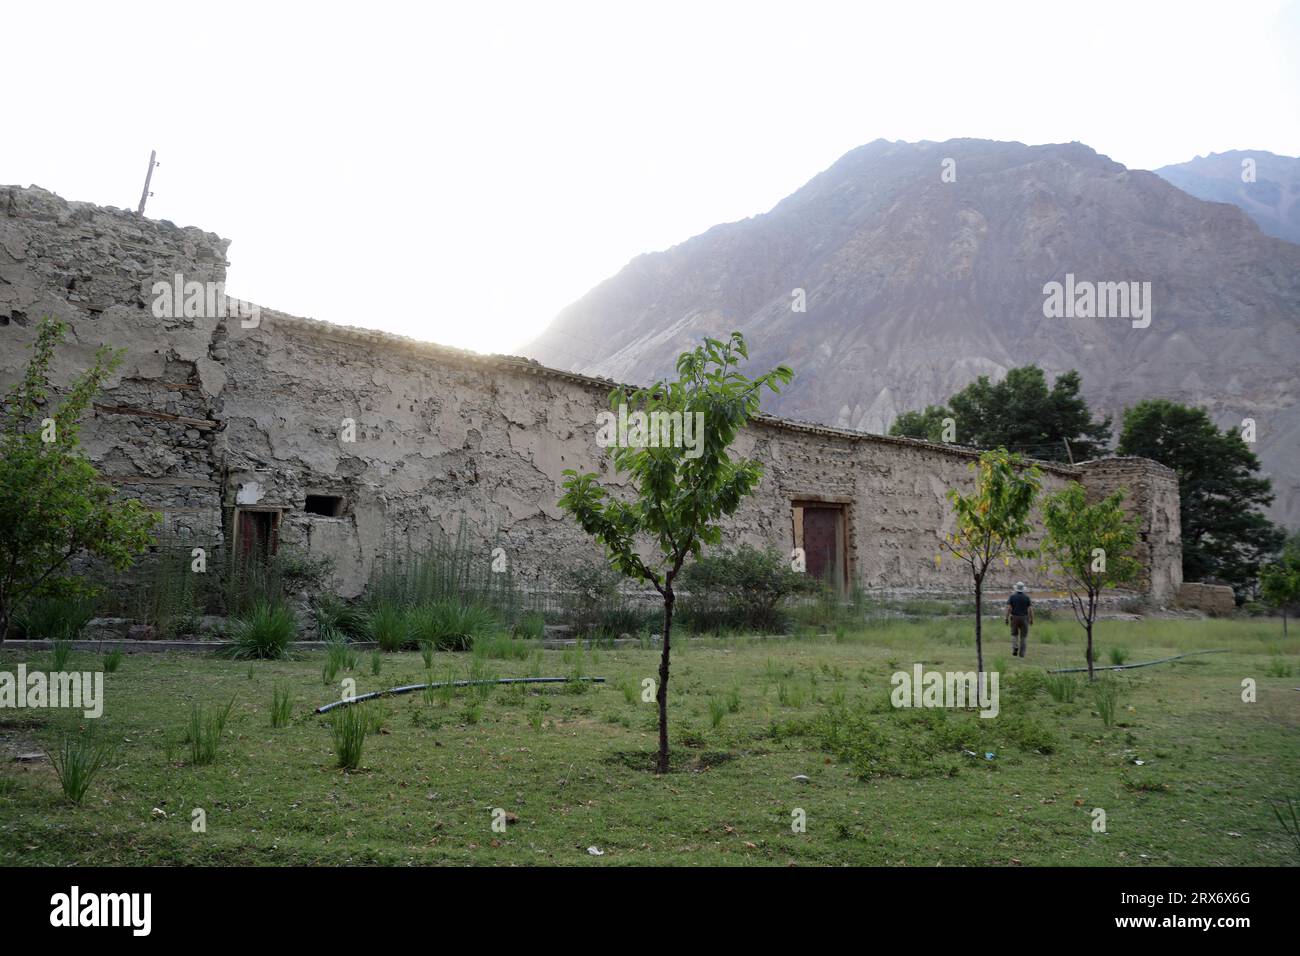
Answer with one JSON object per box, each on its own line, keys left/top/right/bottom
{"left": 1108, "top": 646, "right": 1129, "bottom": 666}
{"left": 330, "top": 706, "right": 367, "bottom": 770}
{"left": 223, "top": 601, "right": 297, "bottom": 660}
{"left": 322, "top": 638, "right": 355, "bottom": 684}
{"left": 405, "top": 601, "right": 497, "bottom": 652}
{"left": 312, "top": 592, "right": 367, "bottom": 640}
{"left": 1259, "top": 538, "right": 1300, "bottom": 634}
{"left": 941, "top": 448, "right": 1041, "bottom": 681}
{"left": 708, "top": 697, "right": 727, "bottom": 728}
{"left": 47, "top": 730, "right": 113, "bottom": 804}
{"left": 102, "top": 647, "right": 123, "bottom": 673}
{"left": 365, "top": 601, "right": 410, "bottom": 652}
{"left": 366, "top": 526, "right": 522, "bottom": 622}
{"left": 512, "top": 610, "right": 546, "bottom": 641}
{"left": 270, "top": 683, "right": 293, "bottom": 728}
{"left": 50, "top": 639, "right": 72, "bottom": 671}
{"left": 558, "top": 331, "right": 791, "bottom": 773}
{"left": 1118, "top": 399, "right": 1283, "bottom": 592}
{"left": 187, "top": 697, "right": 235, "bottom": 765}
{"left": 1092, "top": 679, "right": 1123, "bottom": 727}
{"left": 678, "top": 545, "right": 823, "bottom": 633}
{"left": 1044, "top": 672, "right": 1078, "bottom": 703}
{"left": 1264, "top": 658, "right": 1292, "bottom": 678}
{"left": 1273, "top": 796, "right": 1300, "bottom": 860}
{"left": 0, "top": 317, "right": 159, "bottom": 641}
{"left": 13, "top": 594, "right": 95, "bottom": 641}
{"left": 1041, "top": 483, "right": 1142, "bottom": 678}
{"left": 120, "top": 550, "right": 205, "bottom": 637}
{"left": 558, "top": 558, "right": 645, "bottom": 637}
{"left": 888, "top": 404, "right": 954, "bottom": 444}
{"left": 889, "top": 366, "right": 1111, "bottom": 462}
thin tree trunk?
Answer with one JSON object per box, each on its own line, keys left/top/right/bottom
{"left": 1086, "top": 622, "right": 1095, "bottom": 682}
{"left": 655, "top": 588, "right": 674, "bottom": 774}
{"left": 974, "top": 575, "right": 984, "bottom": 706}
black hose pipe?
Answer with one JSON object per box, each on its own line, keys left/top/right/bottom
{"left": 315, "top": 676, "right": 605, "bottom": 714}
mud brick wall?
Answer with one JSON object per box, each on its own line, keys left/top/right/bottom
{"left": 1076, "top": 457, "right": 1183, "bottom": 605}
{"left": 0, "top": 186, "right": 228, "bottom": 551}
{"left": 0, "top": 185, "right": 1183, "bottom": 601}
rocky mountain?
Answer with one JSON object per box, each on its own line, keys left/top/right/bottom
{"left": 1156, "top": 150, "right": 1300, "bottom": 246}
{"left": 524, "top": 139, "right": 1300, "bottom": 526}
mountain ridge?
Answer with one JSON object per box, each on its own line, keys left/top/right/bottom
{"left": 524, "top": 138, "right": 1300, "bottom": 525}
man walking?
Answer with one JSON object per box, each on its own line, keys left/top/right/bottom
{"left": 1006, "top": 582, "right": 1033, "bottom": 657}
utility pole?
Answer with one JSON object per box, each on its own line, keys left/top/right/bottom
{"left": 1062, "top": 437, "right": 1074, "bottom": 465}
{"left": 136, "top": 150, "right": 158, "bottom": 217}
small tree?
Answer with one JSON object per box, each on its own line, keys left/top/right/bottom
{"left": 1041, "top": 484, "right": 1142, "bottom": 681}
{"left": 940, "top": 448, "right": 1040, "bottom": 698}
{"left": 0, "top": 317, "right": 159, "bottom": 642}
{"left": 1259, "top": 542, "right": 1300, "bottom": 637}
{"left": 559, "top": 332, "right": 791, "bottom": 773}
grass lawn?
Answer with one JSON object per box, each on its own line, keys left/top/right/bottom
{"left": 1, "top": 616, "right": 1297, "bottom": 866}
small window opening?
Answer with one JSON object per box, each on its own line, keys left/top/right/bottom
{"left": 305, "top": 494, "right": 345, "bottom": 517}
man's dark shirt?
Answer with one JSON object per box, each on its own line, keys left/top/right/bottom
{"left": 1008, "top": 592, "right": 1031, "bottom": 616}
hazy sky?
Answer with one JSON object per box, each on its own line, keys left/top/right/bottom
{"left": 7, "top": 1, "right": 1298, "bottom": 358}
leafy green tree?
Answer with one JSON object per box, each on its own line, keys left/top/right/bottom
{"left": 889, "top": 366, "right": 1111, "bottom": 462}
{"left": 1259, "top": 533, "right": 1300, "bottom": 636}
{"left": 0, "top": 317, "right": 159, "bottom": 642}
{"left": 940, "top": 448, "right": 1041, "bottom": 697}
{"left": 1117, "top": 399, "right": 1283, "bottom": 592}
{"left": 888, "top": 404, "right": 951, "bottom": 443}
{"left": 1041, "top": 484, "right": 1142, "bottom": 681}
{"left": 559, "top": 332, "right": 791, "bottom": 773}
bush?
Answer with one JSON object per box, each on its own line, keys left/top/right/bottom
{"left": 366, "top": 528, "right": 523, "bottom": 621}
{"left": 559, "top": 559, "right": 647, "bottom": 638}
{"left": 365, "top": 601, "right": 410, "bottom": 652}
{"left": 512, "top": 610, "right": 546, "bottom": 640}
{"left": 406, "top": 601, "right": 496, "bottom": 651}
{"left": 1044, "top": 672, "right": 1078, "bottom": 703}
{"left": 270, "top": 683, "right": 293, "bottom": 728}
{"left": 13, "top": 594, "right": 95, "bottom": 640}
{"left": 224, "top": 602, "right": 297, "bottom": 660}
{"left": 187, "top": 697, "right": 235, "bottom": 765}
{"left": 678, "top": 545, "right": 822, "bottom": 633}
{"left": 1093, "top": 679, "right": 1123, "bottom": 727}
{"left": 330, "top": 706, "right": 367, "bottom": 770}
{"left": 311, "top": 592, "right": 367, "bottom": 640}
{"left": 47, "top": 731, "right": 113, "bottom": 803}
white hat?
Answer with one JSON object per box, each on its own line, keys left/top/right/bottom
{"left": 1014, "top": 582, "right": 1027, "bottom": 592}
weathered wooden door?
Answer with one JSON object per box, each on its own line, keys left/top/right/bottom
{"left": 802, "top": 506, "right": 842, "bottom": 585}
{"left": 236, "top": 510, "right": 277, "bottom": 563}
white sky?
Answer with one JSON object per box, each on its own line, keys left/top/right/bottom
{"left": 6, "top": 0, "right": 1298, "bottom": 357}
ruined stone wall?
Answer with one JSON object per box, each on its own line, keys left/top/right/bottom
{"left": 0, "top": 186, "right": 229, "bottom": 553}
{"left": 0, "top": 185, "right": 1183, "bottom": 604}
{"left": 1076, "top": 457, "right": 1183, "bottom": 605}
